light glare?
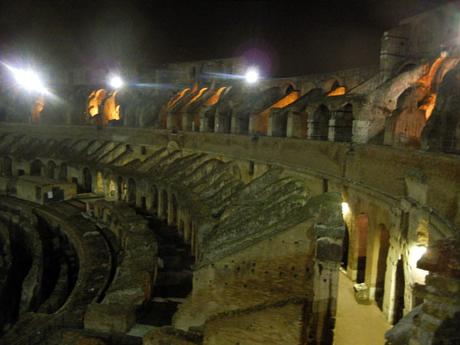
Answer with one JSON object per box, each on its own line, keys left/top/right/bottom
{"left": 108, "top": 75, "right": 124, "bottom": 89}
{"left": 7, "top": 66, "right": 46, "bottom": 93}
{"left": 245, "top": 68, "right": 259, "bottom": 84}
{"left": 341, "top": 202, "right": 350, "bottom": 216}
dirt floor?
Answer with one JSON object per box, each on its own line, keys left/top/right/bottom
{"left": 334, "top": 271, "right": 391, "bottom": 345}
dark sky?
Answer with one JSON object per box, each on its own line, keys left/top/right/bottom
{"left": 0, "top": 0, "right": 455, "bottom": 77}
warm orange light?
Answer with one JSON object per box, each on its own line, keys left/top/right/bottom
{"left": 103, "top": 91, "right": 120, "bottom": 123}
{"left": 205, "top": 87, "right": 227, "bottom": 106}
{"left": 327, "top": 86, "right": 346, "bottom": 96}
{"left": 188, "top": 87, "right": 208, "bottom": 104}
{"left": 31, "top": 95, "right": 45, "bottom": 124}
{"left": 419, "top": 93, "right": 437, "bottom": 120}
{"left": 255, "top": 91, "right": 300, "bottom": 133}
{"left": 167, "top": 88, "right": 191, "bottom": 110}
{"left": 88, "top": 89, "right": 107, "bottom": 117}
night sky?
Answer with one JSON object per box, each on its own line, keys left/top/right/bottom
{"left": 0, "top": 0, "right": 455, "bottom": 77}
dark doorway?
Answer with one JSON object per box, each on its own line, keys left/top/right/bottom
{"left": 30, "top": 159, "right": 43, "bottom": 176}
{"left": 83, "top": 167, "right": 92, "bottom": 193}
{"left": 47, "top": 161, "right": 56, "bottom": 179}
{"left": 59, "top": 163, "right": 67, "bottom": 181}
{"left": 312, "top": 105, "right": 330, "bottom": 140}
{"left": 128, "top": 178, "right": 136, "bottom": 204}
{"left": 335, "top": 104, "right": 354, "bottom": 142}
{"left": 375, "top": 225, "right": 390, "bottom": 310}
{"left": 393, "top": 258, "right": 405, "bottom": 324}
{"left": 356, "top": 213, "right": 368, "bottom": 283}
{"left": 341, "top": 225, "right": 350, "bottom": 270}
{"left": 152, "top": 186, "right": 158, "bottom": 214}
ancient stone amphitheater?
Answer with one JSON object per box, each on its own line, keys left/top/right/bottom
{"left": 0, "top": 3, "right": 460, "bottom": 345}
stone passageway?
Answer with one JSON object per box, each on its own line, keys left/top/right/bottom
{"left": 334, "top": 271, "right": 391, "bottom": 345}
{"left": 136, "top": 217, "right": 194, "bottom": 327}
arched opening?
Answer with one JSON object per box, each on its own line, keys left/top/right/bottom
{"left": 341, "top": 224, "right": 350, "bottom": 271}
{"left": 128, "top": 178, "right": 136, "bottom": 205}
{"left": 356, "top": 213, "right": 369, "bottom": 283}
{"left": 30, "top": 159, "right": 43, "bottom": 176}
{"left": 335, "top": 104, "right": 354, "bottom": 142}
{"left": 59, "top": 163, "right": 67, "bottom": 181}
{"left": 375, "top": 225, "right": 390, "bottom": 310}
{"left": 393, "top": 258, "right": 406, "bottom": 324}
{"left": 46, "top": 161, "right": 56, "bottom": 179}
{"left": 83, "top": 167, "right": 92, "bottom": 193}
{"left": 161, "top": 190, "right": 168, "bottom": 220}
{"left": 171, "top": 194, "right": 178, "bottom": 225}
{"left": 2, "top": 157, "right": 12, "bottom": 177}
{"left": 152, "top": 185, "right": 158, "bottom": 214}
{"left": 96, "top": 171, "right": 104, "bottom": 193}
{"left": 117, "top": 176, "right": 124, "bottom": 201}
{"left": 312, "top": 105, "right": 330, "bottom": 140}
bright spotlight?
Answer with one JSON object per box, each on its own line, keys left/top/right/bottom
{"left": 341, "top": 202, "right": 350, "bottom": 216}
{"left": 7, "top": 65, "right": 47, "bottom": 93}
{"left": 411, "top": 245, "right": 427, "bottom": 265}
{"left": 108, "top": 75, "right": 124, "bottom": 89}
{"left": 245, "top": 67, "right": 259, "bottom": 84}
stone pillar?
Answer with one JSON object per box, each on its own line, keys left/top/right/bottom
{"left": 307, "top": 119, "right": 315, "bottom": 140}
{"left": 182, "top": 113, "right": 192, "bottom": 131}
{"left": 352, "top": 119, "right": 371, "bottom": 144}
{"left": 249, "top": 114, "right": 257, "bottom": 134}
{"left": 287, "top": 111, "right": 303, "bottom": 138}
{"left": 408, "top": 238, "right": 460, "bottom": 345}
{"left": 307, "top": 223, "right": 344, "bottom": 345}
{"left": 328, "top": 113, "right": 337, "bottom": 142}
{"left": 230, "top": 113, "right": 238, "bottom": 134}
{"left": 166, "top": 113, "right": 174, "bottom": 130}
{"left": 267, "top": 112, "right": 275, "bottom": 136}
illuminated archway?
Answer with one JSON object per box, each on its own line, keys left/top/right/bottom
{"left": 88, "top": 89, "right": 107, "bottom": 117}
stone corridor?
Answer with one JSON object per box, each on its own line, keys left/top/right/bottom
{"left": 334, "top": 271, "right": 390, "bottom": 345}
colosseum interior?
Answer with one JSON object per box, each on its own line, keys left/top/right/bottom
{"left": 0, "top": 2, "right": 460, "bottom": 345}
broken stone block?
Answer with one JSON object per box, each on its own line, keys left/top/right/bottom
{"left": 353, "top": 283, "right": 370, "bottom": 304}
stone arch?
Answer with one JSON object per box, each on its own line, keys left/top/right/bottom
{"left": 385, "top": 87, "right": 426, "bottom": 148}
{"left": 127, "top": 178, "right": 137, "bottom": 204}
{"left": 117, "top": 176, "right": 124, "bottom": 201}
{"left": 323, "top": 78, "right": 344, "bottom": 93}
{"left": 46, "top": 160, "right": 57, "bottom": 179}
{"left": 311, "top": 105, "right": 331, "bottom": 140}
{"left": 30, "top": 159, "right": 43, "bottom": 176}
{"left": 82, "top": 167, "right": 92, "bottom": 193}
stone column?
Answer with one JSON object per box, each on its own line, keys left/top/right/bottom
{"left": 352, "top": 119, "right": 371, "bottom": 144}
{"left": 287, "top": 111, "right": 303, "bottom": 138}
{"left": 328, "top": 113, "right": 337, "bottom": 142}
{"left": 408, "top": 238, "right": 460, "bottom": 345}
{"left": 307, "top": 223, "right": 344, "bottom": 345}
